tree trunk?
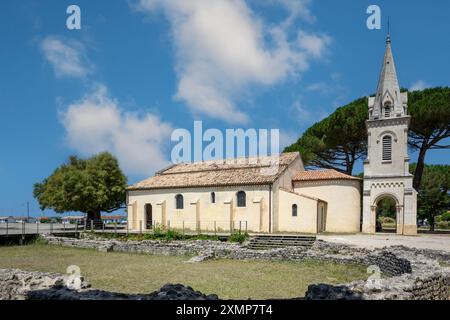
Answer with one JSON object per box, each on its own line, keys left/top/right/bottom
{"left": 413, "top": 144, "right": 428, "bottom": 191}
{"left": 86, "top": 210, "right": 101, "bottom": 222}
{"left": 429, "top": 214, "right": 435, "bottom": 232}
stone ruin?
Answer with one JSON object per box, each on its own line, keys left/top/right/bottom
{"left": 0, "top": 235, "right": 448, "bottom": 300}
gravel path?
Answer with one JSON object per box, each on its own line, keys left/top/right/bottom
{"left": 317, "top": 233, "right": 450, "bottom": 252}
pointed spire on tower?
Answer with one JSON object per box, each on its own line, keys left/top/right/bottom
{"left": 368, "top": 24, "right": 407, "bottom": 119}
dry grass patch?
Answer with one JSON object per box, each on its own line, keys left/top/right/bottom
{"left": 0, "top": 244, "right": 368, "bottom": 299}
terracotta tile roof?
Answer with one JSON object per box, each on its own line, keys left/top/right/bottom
{"left": 292, "top": 169, "right": 361, "bottom": 182}
{"left": 128, "top": 152, "right": 300, "bottom": 190}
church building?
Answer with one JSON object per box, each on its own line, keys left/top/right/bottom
{"left": 126, "top": 35, "right": 417, "bottom": 235}
{"left": 127, "top": 152, "right": 361, "bottom": 234}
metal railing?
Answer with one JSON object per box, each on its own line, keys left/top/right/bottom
{"left": 0, "top": 219, "right": 127, "bottom": 236}
{"left": 126, "top": 220, "right": 248, "bottom": 235}
{"left": 0, "top": 219, "right": 248, "bottom": 236}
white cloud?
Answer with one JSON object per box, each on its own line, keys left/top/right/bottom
{"left": 305, "top": 82, "right": 331, "bottom": 94}
{"left": 410, "top": 80, "right": 431, "bottom": 91}
{"left": 297, "top": 31, "right": 331, "bottom": 58}
{"left": 40, "top": 36, "right": 92, "bottom": 78}
{"left": 278, "top": 0, "right": 315, "bottom": 26}
{"left": 61, "top": 85, "right": 173, "bottom": 176}
{"left": 134, "top": 0, "right": 331, "bottom": 123}
{"left": 288, "top": 99, "right": 327, "bottom": 125}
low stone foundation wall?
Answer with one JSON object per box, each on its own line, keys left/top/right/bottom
{"left": 0, "top": 269, "right": 218, "bottom": 300}
{"left": 39, "top": 235, "right": 450, "bottom": 300}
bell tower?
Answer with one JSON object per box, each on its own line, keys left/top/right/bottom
{"left": 362, "top": 34, "right": 417, "bottom": 235}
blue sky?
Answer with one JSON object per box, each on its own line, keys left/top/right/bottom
{"left": 0, "top": 0, "right": 449, "bottom": 217}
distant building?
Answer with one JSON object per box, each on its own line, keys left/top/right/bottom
{"left": 0, "top": 216, "right": 15, "bottom": 223}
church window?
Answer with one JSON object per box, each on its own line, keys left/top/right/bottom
{"left": 384, "top": 105, "right": 391, "bottom": 117}
{"left": 175, "top": 194, "right": 184, "bottom": 209}
{"left": 237, "top": 191, "right": 246, "bottom": 207}
{"left": 292, "top": 204, "right": 298, "bottom": 217}
{"left": 382, "top": 135, "right": 392, "bottom": 161}
{"left": 211, "top": 192, "right": 216, "bottom": 203}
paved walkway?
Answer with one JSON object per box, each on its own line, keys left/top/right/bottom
{"left": 317, "top": 233, "right": 450, "bottom": 252}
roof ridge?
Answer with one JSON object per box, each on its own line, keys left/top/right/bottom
{"left": 159, "top": 163, "right": 289, "bottom": 176}
{"left": 164, "top": 152, "right": 298, "bottom": 166}
{"left": 293, "top": 169, "right": 361, "bottom": 181}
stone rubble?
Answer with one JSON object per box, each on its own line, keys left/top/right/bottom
{"left": 0, "top": 269, "right": 218, "bottom": 300}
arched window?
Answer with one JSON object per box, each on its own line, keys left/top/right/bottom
{"left": 236, "top": 191, "right": 246, "bottom": 207}
{"left": 292, "top": 204, "right": 298, "bottom": 217}
{"left": 175, "top": 194, "right": 184, "bottom": 209}
{"left": 211, "top": 192, "right": 216, "bottom": 203}
{"left": 382, "top": 135, "right": 392, "bottom": 161}
{"left": 384, "top": 105, "right": 391, "bottom": 118}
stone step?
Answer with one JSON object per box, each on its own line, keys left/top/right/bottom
{"left": 249, "top": 240, "right": 314, "bottom": 246}
{"left": 246, "top": 235, "right": 316, "bottom": 250}
{"left": 247, "top": 242, "right": 313, "bottom": 248}
{"left": 250, "top": 238, "right": 315, "bottom": 242}
{"left": 252, "top": 237, "right": 316, "bottom": 241}
{"left": 249, "top": 238, "right": 315, "bottom": 243}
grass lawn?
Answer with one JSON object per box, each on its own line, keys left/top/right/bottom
{"left": 0, "top": 244, "right": 368, "bottom": 299}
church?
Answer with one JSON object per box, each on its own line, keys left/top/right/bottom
{"left": 126, "top": 35, "right": 417, "bottom": 235}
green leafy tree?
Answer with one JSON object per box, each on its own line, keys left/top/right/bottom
{"left": 408, "top": 87, "right": 450, "bottom": 190}
{"left": 376, "top": 198, "right": 396, "bottom": 219}
{"left": 284, "top": 97, "right": 368, "bottom": 174}
{"left": 33, "top": 152, "right": 127, "bottom": 221}
{"left": 410, "top": 163, "right": 450, "bottom": 231}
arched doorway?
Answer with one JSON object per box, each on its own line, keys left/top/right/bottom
{"left": 375, "top": 196, "right": 397, "bottom": 233}
{"left": 145, "top": 204, "right": 152, "bottom": 229}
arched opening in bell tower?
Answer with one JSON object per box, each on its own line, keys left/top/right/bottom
{"left": 375, "top": 196, "right": 397, "bottom": 233}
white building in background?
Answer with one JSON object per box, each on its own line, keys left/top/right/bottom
{"left": 362, "top": 34, "right": 417, "bottom": 235}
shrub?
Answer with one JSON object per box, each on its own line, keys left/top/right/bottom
{"left": 193, "top": 234, "right": 220, "bottom": 241}
{"left": 164, "top": 229, "right": 184, "bottom": 240}
{"left": 39, "top": 217, "right": 50, "bottom": 224}
{"left": 437, "top": 212, "right": 450, "bottom": 222}
{"left": 436, "top": 221, "right": 450, "bottom": 230}
{"left": 378, "top": 216, "right": 395, "bottom": 224}
{"left": 228, "top": 231, "right": 249, "bottom": 244}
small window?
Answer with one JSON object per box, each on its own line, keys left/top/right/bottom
{"left": 237, "top": 191, "right": 246, "bottom": 207}
{"left": 211, "top": 192, "right": 216, "bottom": 204}
{"left": 384, "top": 106, "right": 391, "bottom": 118}
{"left": 382, "top": 135, "right": 392, "bottom": 161}
{"left": 175, "top": 194, "right": 184, "bottom": 209}
{"left": 292, "top": 204, "right": 298, "bottom": 217}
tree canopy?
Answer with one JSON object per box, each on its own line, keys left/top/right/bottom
{"left": 410, "top": 163, "right": 450, "bottom": 231}
{"left": 285, "top": 87, "right": 450, "bottom": 188}
{"left": 33, "top": 152, "right": 127, "bottom": 221}
{"left": 408, "top": 87, "right": 450, "bottom": 189}
{"left": 284, "top": 97, "right": 367, "bottom": 174}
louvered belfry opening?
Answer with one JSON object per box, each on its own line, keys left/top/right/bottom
{"left": 382, "top": 135, "right": 392, "bottom": 161}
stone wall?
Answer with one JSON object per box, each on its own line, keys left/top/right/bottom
{"left": 40, "top": 235, "right": 449, "bottom": 300}
{"left": 0, "top": 269, "right": 218, "bottom": 300}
